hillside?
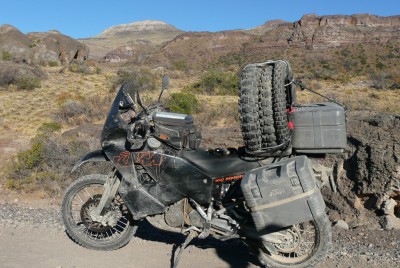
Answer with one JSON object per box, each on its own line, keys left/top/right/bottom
{"left": 0, "top": 24, "right": 88, "bottom": 65}
{"left": 79, "top": 20, "right": 183, "bottom": 60}
{"left": 100, "top": 14, "right": 399, "bottom": 86}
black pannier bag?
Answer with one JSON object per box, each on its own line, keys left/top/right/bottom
{"left": 153, "top": 112, "right": 202, "bottom": 150}
{"left": 241, "top": 155, "right": 326, "bottom": 232}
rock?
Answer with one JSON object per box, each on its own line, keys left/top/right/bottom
{"left": 334, "top": 220, "right": 350, "bottom": 230}
{"left": 0, "top": 24, "right": 32, "bottom": 63}
{"left": 258, "top": 14, "right": 400, "bottom": 49}
{"left": 28, "top": 31, "right": 89, "bottom": 64}
{"left": 0, "top": 24, "right": 89, "bottom": 65}
{"left": 383, "top": 198, "right": 398, "bottom": 216}
{"left": 382, "top": 215, "right": 400, "bottom": 230}
{"left": 322, "top": 113, "right": 400, "bottom": 229}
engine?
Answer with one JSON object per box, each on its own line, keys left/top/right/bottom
{"left": 147, "top": 198, "right": 239, "bottom": 238}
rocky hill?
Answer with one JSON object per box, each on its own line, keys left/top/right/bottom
{"left": 0, "top": 24, "right": 88, "bottom": 65}
{"left": 101, "top": 14, "right": 400, "bottom": 72}
{"left": 255, "top": 14, "right": 400, "bottom": 49}
{"left": 80, "top": 20, "right": 183, "bottom": 60}
{"left": 98, "top": 20, "right": 182, "bottom": 37}
{"left": 2, "top": 14, "right": 399, "bottom": 66}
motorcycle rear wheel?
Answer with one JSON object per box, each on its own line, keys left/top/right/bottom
{"left": 248, "top": 215, "right": 331, "bottom": 268}
{"left": 61, "top": 174, "right": 138, "bottom": 250}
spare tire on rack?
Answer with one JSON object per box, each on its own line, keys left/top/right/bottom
{"left": 239, "top": 60, "right": 294, "bottom": 157}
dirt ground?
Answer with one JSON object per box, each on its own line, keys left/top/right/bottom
{"left": 0, "top": 188, "right": 399, "bottom": 268}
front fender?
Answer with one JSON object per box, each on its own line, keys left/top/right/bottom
{"left": 71, "top": 150, "right": 109, "bottom": 173}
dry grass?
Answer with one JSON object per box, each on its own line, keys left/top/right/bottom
{"left": 1, "top": 65, "right": 399, "bottom": 149}
{"left": 0, "top": 66, "right": 112, "bottom": 136}
{"left": 296, "top": 79, "right": 400, "bottom": 113}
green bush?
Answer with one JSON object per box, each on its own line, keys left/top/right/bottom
{"left": 217, "top": 53, "right": 243, "bottom": 67}
{"left": 38, "top": 122, "right": 62, "bottom": 133}
{"left": 1, "top": 51, "right": 12, "bottom": 61}
{"left": 185, "top": 70, "right": 239, "bottom": 95}
{"left": 15, "top": 140, "right": 44, "bottom": 170}
{"left": 112, "top": 68, "right": 157, "bottom": 92}
{"left": 172, "top": 60, "right": 189, "bottom": 72}
{"left": 47, "top": 61, "right": 59, "bottom": 67}
{"left": 168, "top": 92, "right": 200, "bottom": 114}
{"left": 13, "top": 122, "right": 61, "bottom": 172}
{"left": 375, "top": 62, "right": 386, "bottom": 70}
{"left": 16, "top": 76, "right": 41, "bottom": 90}
{"left": 69, "top": 62, "right": 90, "bottom": 74}
{"left": 4, "top": 121, "right": 106, "bottom": 196}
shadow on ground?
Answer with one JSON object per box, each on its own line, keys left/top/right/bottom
{"left": 135, "top": 220, "right": 260, "bottom": 268}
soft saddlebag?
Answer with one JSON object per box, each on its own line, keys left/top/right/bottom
{"left": 153, "top": 112, "right": 201, "bottom": 150}
{"left": 241, "top": 155, "right": 326, "bottom": 231}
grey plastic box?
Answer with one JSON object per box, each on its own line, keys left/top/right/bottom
{"left": 241, "top": 155, "right": 326, "bottom": 231}
{"left": 289, "top": 102, "right": 347, "bottom": 154}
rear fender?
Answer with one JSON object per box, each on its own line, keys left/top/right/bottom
{"left": 71, "top": 150, "right": 109, "bottom": 173}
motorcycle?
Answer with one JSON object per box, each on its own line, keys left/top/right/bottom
{"left": 61, "top": 72, "right": 333, "bottom": 268}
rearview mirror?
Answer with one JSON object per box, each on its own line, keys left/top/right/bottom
{"left": 158, "top": 75, "right": 170, "bottom": 103}
{"left": 162, "top": 75, "right": 170, "bottom": 90}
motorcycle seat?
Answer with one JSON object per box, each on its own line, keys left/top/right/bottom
{"left": 180, "top": 148, "right": 261, "bottom": 178}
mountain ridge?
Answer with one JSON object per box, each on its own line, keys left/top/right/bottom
{"left": 98, "top": 20, "right": 182, "bottom": 37}
{"left": 1, "top": 14, "right": 399, "bottom": 63}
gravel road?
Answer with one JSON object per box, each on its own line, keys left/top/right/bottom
{"left": 0, "top": 200, "right": 399, "bottom": 268}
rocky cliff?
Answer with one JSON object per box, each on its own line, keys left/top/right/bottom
{"left": 0, "top": 24, "right": 89, "bottom": 65}
{"left": 257, "top": 14, "right": 400, "bottom": 49}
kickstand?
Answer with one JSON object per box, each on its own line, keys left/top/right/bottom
{"left": 171, "top": 231, "right": 197, "bottom": 268}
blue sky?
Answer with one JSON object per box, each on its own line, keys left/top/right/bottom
{"left": 0, "top": 0, "right": 399, "bottom": 38}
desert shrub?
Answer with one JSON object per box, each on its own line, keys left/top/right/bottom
{"left": 0, "top": 62, "right": 46, "bottom": 89}
{"left": 69, "top": 62, "right": 90, "bottom": 74}
{"left": 38, "top": 122, "right": 62, "bottom": 133}
{"left": 185, "top": 70, "right": 239, "bottom": 95}
{"left": 217, "top": 53, "right": 243, "bottom": 67}
{"left": 53, "top": 93, "right": 112, "bottom": 125}
{"left": 167, "top": 92, "right": 200, "bottom": 114}
{"left": 112, "top": 68, "right": 157, "bottom": 92}
{"left": 61, "top": 100, "right": 86, "bottom": 118}
{"left": 172, "top": 60, "right": 189, "bottom": 72}
{"left": 370, "top": 72, "right": 388, "bottom": 89}
{"left": 56, "top": 91, "right": 84, "bottom": 105}
{"left": 5, "top": 122, "right": 108, "bottom": 196}
{"left": 16, "top": 76, "right": 41, "bottom": 90}
{"left": 1, "top": 51, "right": 12, "bottom": 61}
{"left": 340, "top": 48, "right": 351, "bottom": 57}
{"left": 375, "top": 61, "right": 386, "bottom": 70}
{"left": 15, "top": 139, "right": 45, "bottom": 170}
{"left": 47, "top": 61, "right": 59, "bottom": 67}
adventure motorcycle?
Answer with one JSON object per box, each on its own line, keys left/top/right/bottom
{"left": 61, "top": 61, "right": 346, "bottom": 267}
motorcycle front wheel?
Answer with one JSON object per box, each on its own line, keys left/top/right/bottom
{"left": 61, "top": 174, "right": 138, "bottom": 250}
{"left": 247, "top": 215, "right": 331, "bottom": 268}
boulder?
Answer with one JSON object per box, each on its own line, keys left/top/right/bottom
{"left": 0, "top": 24, "right": 89, "bottom": 65}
